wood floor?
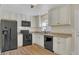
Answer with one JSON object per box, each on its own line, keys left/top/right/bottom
{"left": 1, "top": 44, "right": 55, "bottom": 55}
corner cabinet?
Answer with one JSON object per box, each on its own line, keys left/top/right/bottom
{"left": 53, "top": 36, "right": 72, "bottom": 55}
{"left": 48, "top": 5, "right": 72, "bottom": 26}
{"left": 32, "top": 33, "right": 44, "bottom": 48}
{"left": 31, "top": 16, "right": 39, "bottom": 27}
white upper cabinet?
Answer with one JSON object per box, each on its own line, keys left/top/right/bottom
{"left": 49, "top": 8, "right": 59, "bottom": 25}
{"left": 48, "top": 5, "right": 72, "bottom": 26}
{"left": 59, "top": 5, "right": 71, "bottom": 25}
{"left": 41, "top": 14, "right": 48, "bottom": 27}
{"left": 31, "top": 16, "right": 39, "bottom": 27}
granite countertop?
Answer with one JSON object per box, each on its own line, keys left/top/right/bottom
{"left": 31, "top": 31, "right": 72, "bottom": 37}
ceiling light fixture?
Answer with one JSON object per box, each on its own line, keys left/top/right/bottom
{"left": 30, "top": 4, "right": 37, "bottom": 8}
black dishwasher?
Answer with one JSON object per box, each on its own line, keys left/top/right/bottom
{"left": 44, "top": 35, "right": 53, "bottom": 52}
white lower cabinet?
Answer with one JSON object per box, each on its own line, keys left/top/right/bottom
{"left": 33, "top": 33, "right": 72, "bottom": 55}
{"left": 32, "top": 33, "right": 38, "bottom": 44}
{"left": 37, "top": 34, "right": 44, "bottom": 48}
{"left": 53, "top": 37, "right": 59, "bottom": 53}
{"left": 53, "top": 36, "right": 72, "bottom": 55}
{"left": 32, "top": 33, "right": 44, "bottom": 48}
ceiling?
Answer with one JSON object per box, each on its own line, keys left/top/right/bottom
{"left": 0, "top": 4, "right": 63, "bottom": 16}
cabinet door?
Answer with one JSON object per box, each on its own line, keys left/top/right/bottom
{"left": 58, "top": 37, "right": 72, "bottom": 55}
{"left": 31, "top": 16, "right": 39, "bottom": 27}
{"left": 59, "top": 5, "right": 71, "bottom": 25}
{"left": 53, "top": 37, "right": 59, "bottom": 53}
{"left": 53, "top": 37, "right": 65, "bottom": 54}
{"left": 31, "top": 17, "right": 36, "bottom": 27}
{"left": 58, "top": 37, "right": 67, "bottom": 54}
{"left": 48, "top": 5, "right": 71, "bottom": 26}
{"left": 50, "top": 8, "right": 59, "bottom": 25}
{"left": 32, "top": 33, "right": 38, "bottom": 44}
{"left": 53, "top": 36, "right": 72, "bottom": 55}
{"left": 32, "top": 33, "right": 44, "bottom": 47}
{"left": 37, "top": 34, "right": 44, "bottom": 47}
{"left": 66, "top": 37, "right": 72, "bottom": 54}
{"left": 48, "top": 10, "right": 52, "bottom": 26}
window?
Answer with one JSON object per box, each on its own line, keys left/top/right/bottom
{"left": 41, "top": 14, "right": 52, "bottom": 32}
{"left": 40, "top": 14, "right": 49, "bottom": 31}
{"left": 41, "top": 19, "right": 48, "bottom": 31}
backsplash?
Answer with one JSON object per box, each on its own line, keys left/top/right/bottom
{"left": 51, "top": 25, "right": 72, "bottom": 33}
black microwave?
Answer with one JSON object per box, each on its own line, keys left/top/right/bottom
{"left": 21, "top": 21, "right": 31, "bottom": 27}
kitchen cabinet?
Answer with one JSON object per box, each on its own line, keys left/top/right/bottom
{"left": 53, "top": 36, "right": 72, "bottom": 55}
{"left": 59, "top": 5, "right": 71, "bottom": 25}
{"left": 31, "top": 16, "right": 41, "bottom": 32}
{"left": 53, "top": 37, "right": 59, "bottom": 53}
{"left": 31, "top": 16, "right": 39, "bottom": 27}
{"left": 32, "top": 33, "right": 44, "bottom": 48}
{"left": 75, "top": 36, "right": 79, "bottom": 54}
{"left": 48, "top": 8, "right": 59, "bottom": 25}
{"left": 32, "top": 33, "right": 38, "bottom": 44}
{"left": 48, "top": 5, "right": 72, "bottom": 26}
{"left": 37, "top": 34, "right": 44, "bottom": 47}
